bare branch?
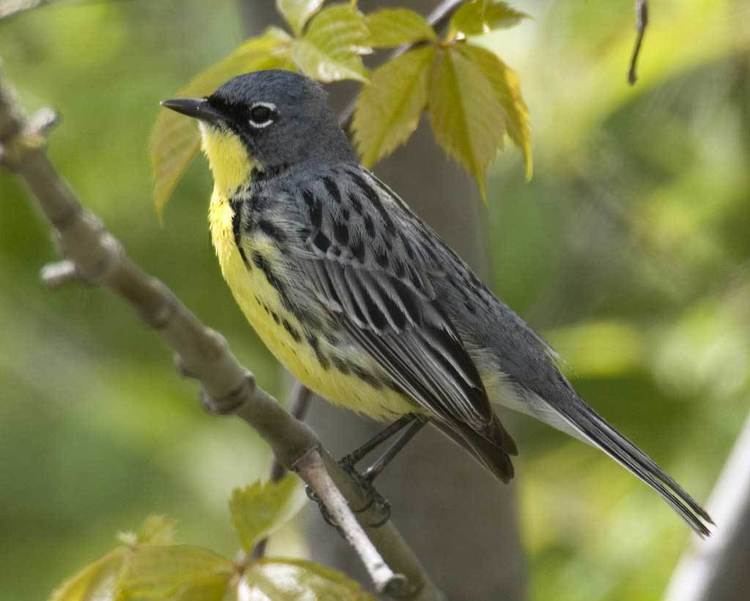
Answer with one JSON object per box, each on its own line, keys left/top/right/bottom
{"left": 296, "top": 448, "right": 408, "bottom": 596}
{"left": 628, "top": 0, "right": 649, "bottom": 85}
{"left": 252, "top": 381, "right": 313, "bottom": 560}
{"left": 0, "top": 72, "right": 443, "bottom": 600}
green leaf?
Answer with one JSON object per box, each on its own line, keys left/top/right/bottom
{"left": 365, "top": 8, "right": 436, "bottom": 47}
{"left": 150, "top": 27, "right": 293, "bottom": 217}
{"left": 450, "top": 1, "right": 528, "bottom": 37}
{"left": 229, "top": 474, "right": 305, "bottom": 552}
{"left": 292, "top": 4, "right": 369, "bottom": 82}
{"left": 276, "top": 0, "right": 324, "bottom": 36}
{"left": 119, "top": 545, "right": 233, "bottom": 601}
{"left": 428, "top": 44, "right": 532, "bottom": 197}
{"left": 50, "top": 549, "right": 126, "bottom": 601}
{"left": 353, "top": 46, "right": 435, "bottom": 167}
{"left": 242, "top": 558, "right": 375, "bottom": 600}
{"left": 460, "top": 43, "right": 532, "bottom": 179}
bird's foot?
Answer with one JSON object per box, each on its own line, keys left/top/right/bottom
{"left": 304, "top": 461, "right": 391, "bottom": 530}
{"left": 338, "top": 458, "right": 392, "bottom": 527}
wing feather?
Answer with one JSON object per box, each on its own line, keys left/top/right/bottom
{"left": 294, "top": 168, "right": 497, "bottom": 431}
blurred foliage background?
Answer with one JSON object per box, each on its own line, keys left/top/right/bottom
{"left": 0, "top": 0, "right": 748, "bottom": 600}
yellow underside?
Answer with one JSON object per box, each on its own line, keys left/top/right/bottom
{"left": 209, "top": 193, "right": 416, "bottom": 420}
{"left": 201, "top": 126, "right": 414, "bottom": 420}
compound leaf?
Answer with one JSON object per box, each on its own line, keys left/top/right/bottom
{"left": 50, "top": 549, "right": 126, "bottom": 601}
{"left": 365, "top": 8, "right": 436, "bottom": 47}
{"left": 241, "top": 558, "right": 375, "bottom": 601}
{"left": 353, "top": 46, "right": 434, "bottom": 166}
{"left": 229, "top": 474, "right": 305, "bottom": 552}
{"left": 292, "top": 4, "right": 369, "bottom": 82}
{"left": 276, "top": 0, "right": 324, "bottom": 36}
{"left": 450, "top": 0, "right": 528, "bottom": 37}
{"left": 119, "top": 545, "right": 233, "bottom": 601}
{"left": 428, "top": 43, "right": 532, "bottom": 198}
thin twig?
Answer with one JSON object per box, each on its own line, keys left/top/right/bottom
{"left": 296, "top": 449, "right": 408, "bottom": 596}
{"left": 251, "top": 381, "right": 312, "bottom": 560}
{"left": 338, "top": 0, "right": 463, "bottom": 127}
{"left": 628, "top": 0, "right": 649, "bottom": 85}
{"left": 0, "top": 73, "right": 442, "bottom": 600}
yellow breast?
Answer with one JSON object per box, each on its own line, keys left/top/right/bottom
{"left": 208, "top": 191, "right": 415, "bottom": 421}
{"left": 201, "top": 125, "right": 415, "bottom": 420}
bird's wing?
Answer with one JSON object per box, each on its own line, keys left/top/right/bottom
{"left": 288, "top": 165, "right": 499, "bottom": 433}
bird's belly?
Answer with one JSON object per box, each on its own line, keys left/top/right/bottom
{"left": 208, "top": 194, "right": 415, "bottom": 421}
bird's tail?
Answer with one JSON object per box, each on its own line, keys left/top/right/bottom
{"left": 554, "top": 393, "right": 713, "bottom": 536}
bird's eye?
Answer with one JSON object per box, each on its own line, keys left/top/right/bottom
{"left": 248, "top": 103, "right": 276, "bottom": 128}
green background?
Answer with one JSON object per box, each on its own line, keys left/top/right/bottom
{"left": 1, "top": 0, "right": 748, "bottom": 600}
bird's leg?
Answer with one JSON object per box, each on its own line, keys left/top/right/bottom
{"left": 363, "top": 417, "right": 427, "bottom": 482}
{"left": 340, "top": 413, "right": 417, "bottom": 468}
{"left": 330, "top": 414, "right": 427, "bottom": 528}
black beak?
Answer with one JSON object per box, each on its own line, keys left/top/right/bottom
{"left": 160, "top": 97, "right": 223, "bottom": 124}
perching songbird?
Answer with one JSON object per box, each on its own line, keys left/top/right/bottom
{"left": 162, "top": 70, "right": 712, "bottom": 535}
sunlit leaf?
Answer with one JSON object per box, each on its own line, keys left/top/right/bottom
{"left": 229, "top": 474, "right": 305, "bottom": 552}
{"left": 460, "top": 43, "right": 532, "bottom": 178}
{"left": 240, "top": 558, "right": 375, "bottom": 600}
{"left": 276, "top": 0, "right": 324, "bottom": 36}
{"left": 365, "top": 8, "right": 436, "bottom": 47}
{"left": 429, "top": 44, "right": 510, "bottom": 198}
{"left": 118, "top": 515, "right": 177, "bottom": 547}
{"left": 50, "top": 549, "right": 126, "bottom": 601}
{"left": 450, "top": 0, "right": 528, "bottom": 37}
{"left": 151, "top": 27, "right": 293, "bottom": 216}
{"left": 119, "top": 545, "right": 233, "bottom": 601}
{"left": 352, "top": 46, "right": 434, "bottom": 167}
{"left": 292, "top": 4, "right": 369, "bottom": 82}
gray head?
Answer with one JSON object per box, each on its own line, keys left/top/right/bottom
{"left": 162, "top": 70, "right": 355, "bottom": 170}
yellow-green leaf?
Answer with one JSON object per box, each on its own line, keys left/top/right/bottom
{"left": 353, "top": 46, "right": 434, "bottom": 167}
{"left": 428, "top": 44, "right": 532, "bottom": 195}
{"left": 276, "top": 0, "right": 324, "bottom": 36}
{"left": 429, "top": 45, "right": 506, "bottom": 199}
{"left": 450, "top": 1, "right": 528, "bottom": 37}
{"left": 150, "top": 27, "right": 293, "bottom": 217}
{"left": 241, "top": 558, "right": 375, "bottom": 601}
{"left": 229, "top": 474, "right": 305, "bottom": 552}
{"left": 50, "top": 548, "right": 126, "bottom": 601}
{"left": 460, "top": 43, "right": 532, "bottom": 178}
{"left": 365, "top": 8, "right": 436, "bottom": 47}
{"left": 292, "top": 4, "right": 369, "bottom": 82}
{"left": 119, "top": 545, "right": 233, "bottom": 601}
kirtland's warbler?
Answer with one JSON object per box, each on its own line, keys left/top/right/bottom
{"left": 162, "top": 70, "right": 712, "bottom": 535}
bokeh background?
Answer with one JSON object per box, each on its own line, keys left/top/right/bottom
{"left": 1, "top": 0, "right": 748, "bottom": 600}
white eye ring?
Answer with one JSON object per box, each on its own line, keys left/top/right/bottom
{"left": 249, "top": 102, "right": 277, "bottom": 128}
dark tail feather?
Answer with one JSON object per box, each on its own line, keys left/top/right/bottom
{"left": 557, "top": 395, "right": 713, "bottom": 536}
{"left": 434, "top": 415, "right": 518, "bottom": 483}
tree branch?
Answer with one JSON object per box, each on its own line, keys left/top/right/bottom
{"left": 0, "top": 72, "right": 443, "bottom": 600}
{"left": 252, "top": 380, "right": 312, "bottom": 560}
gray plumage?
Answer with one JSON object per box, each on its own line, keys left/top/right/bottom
{"left": 171, "top": 70, "right": 713, "bottom": 536}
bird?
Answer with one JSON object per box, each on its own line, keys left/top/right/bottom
{"left": 162, "top": 69, "right": 712, "bottom": 536}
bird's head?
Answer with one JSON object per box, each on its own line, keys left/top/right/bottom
{"left": 162, "top": 70, "right": 354, "bottom": 189}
